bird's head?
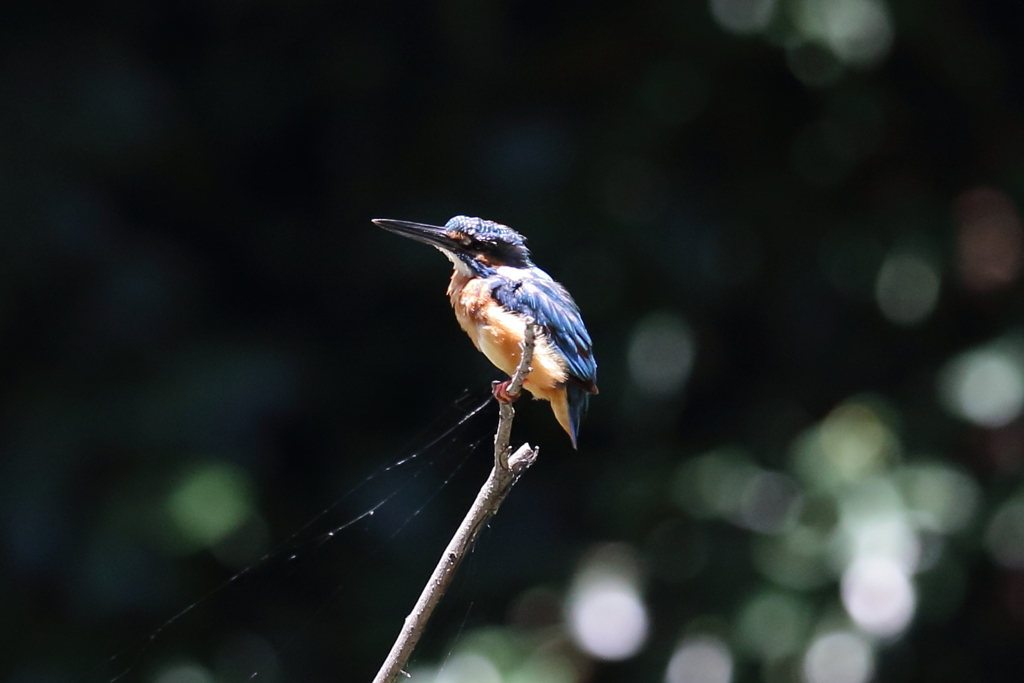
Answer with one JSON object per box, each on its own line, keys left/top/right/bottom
{"left": 373, "top": 215, "right": 533, "bottom": 276}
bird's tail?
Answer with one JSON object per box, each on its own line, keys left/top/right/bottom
{"left": 565, "top": 383, "right": 591, "bottom": 449}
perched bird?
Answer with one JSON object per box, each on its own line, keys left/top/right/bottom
{"left": 373, "top": 216, "right": 598, "bottom": 448}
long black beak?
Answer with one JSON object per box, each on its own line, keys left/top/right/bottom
{"left": 372, "top": 219, "right": 465, "bottom": 253}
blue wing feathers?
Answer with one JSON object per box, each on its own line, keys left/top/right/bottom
{"left": 489, "top": 272, "right": 598, "bottom": 390}
{"left": 488, "top": 267, "right": 597, "bottom": 446}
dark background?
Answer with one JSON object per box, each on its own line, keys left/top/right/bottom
{"left": 4, "top": 1, "right": 1024, "bottom": 682}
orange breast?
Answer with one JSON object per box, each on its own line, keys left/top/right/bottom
{"left": 448, "top": 271, "right": 568, "bottom": 398}
{"left": 447, "top": 271, "right": 577, "bottom": 440}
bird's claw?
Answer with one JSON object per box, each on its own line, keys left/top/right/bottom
{"left": 492, "top": 379, "right": 520, "bottom": 404}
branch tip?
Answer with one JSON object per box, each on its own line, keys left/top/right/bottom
{"left": 370, "top": 320, "right": 541, "bottom": 683}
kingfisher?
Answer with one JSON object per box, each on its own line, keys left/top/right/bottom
{"left": 373, "top": 216, "right": 599, "bottom": 448}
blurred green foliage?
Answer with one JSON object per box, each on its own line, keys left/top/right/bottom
{"left": 3, "top": 1, "right": 1024, "bottom": 682}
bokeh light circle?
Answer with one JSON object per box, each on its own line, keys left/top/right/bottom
{"left": 875, "top": 252, "right": 941, "bottom": 326}
{"left": 986, "top": 499, "right": 1024, "bottom": 569}
{"left": 568, "top": 579, "right": 649, "bottom": 661}
{"left": 840, "top": 556, "right": 916, "bottom": 637}
{"left": 628, "top": 312, "right": 695, "bottom": 398}
{"left": 666, "top": 636, "right": 733, "bottom": 683}
{"left": 939, "top": 347, "right": 1024, "bottom": 428}
{"left": 802, "top": 631, "right": 874, "bottom": 683}
{"left": 709, "top": 0, "right": 777, "bottom": 35}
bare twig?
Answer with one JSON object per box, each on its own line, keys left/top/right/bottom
{"left": 371, "top": 323, "right": 540, "bottom": 683}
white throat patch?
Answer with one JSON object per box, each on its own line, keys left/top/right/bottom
{"left": 438, "top": 247, "right": 474, "bottom": 276}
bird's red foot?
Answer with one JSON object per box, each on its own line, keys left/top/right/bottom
{"left": 492, "top": 379, "right": 521, "bottom": 404}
